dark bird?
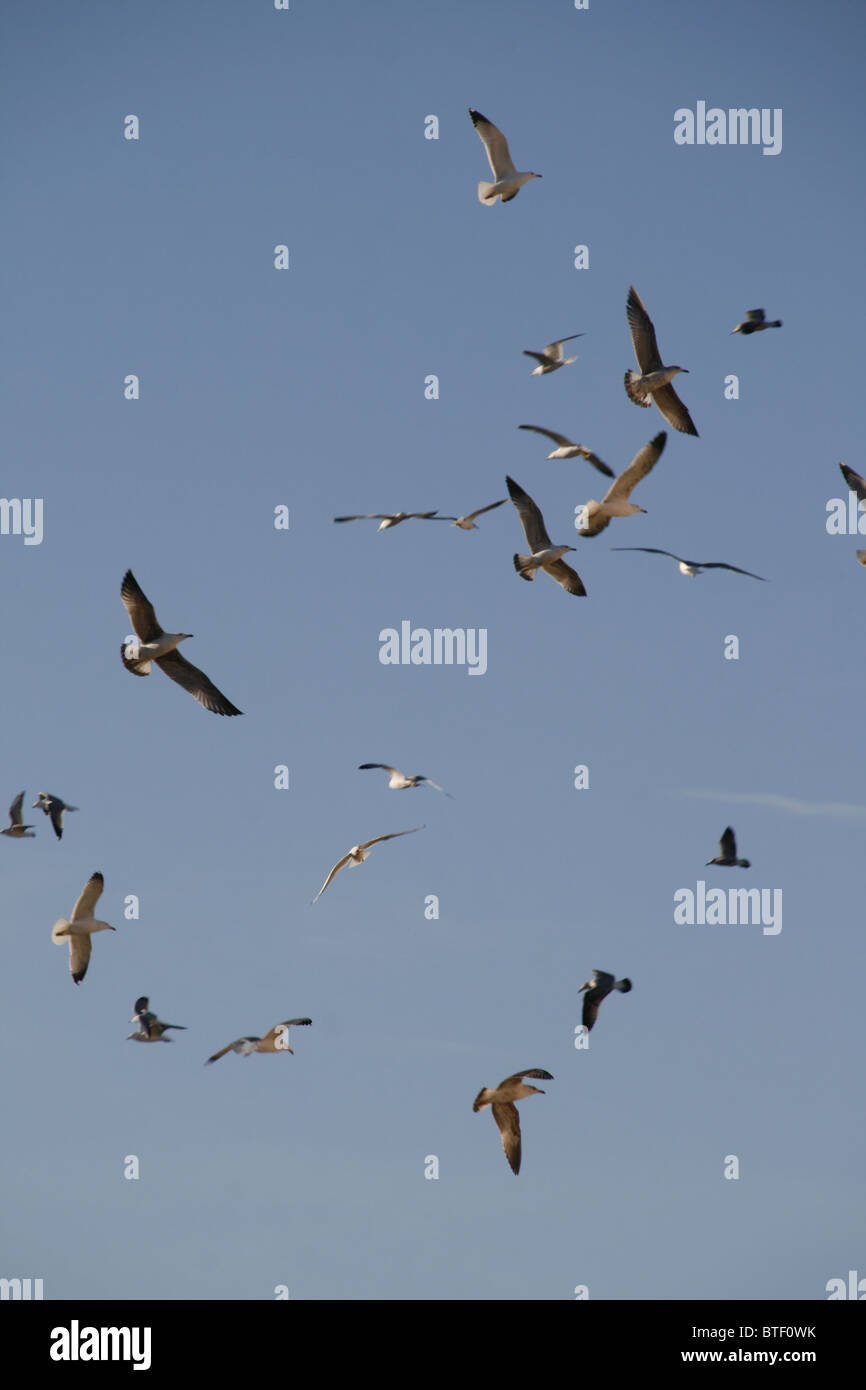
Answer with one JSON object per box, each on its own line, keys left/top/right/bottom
{"left": 707, "top": 826, "right": 751, "bottom": 868}
{"left": 128, "top": 996, "right": 187, "bottom": 1042}
{"left": 120, "top": 569, "right": 242, "bottom": 716}
{"left": 32, "top": 792, "right": 78, "bottom": 840}
{"left": 579, "top": 970, "right": 632, "bottom": 1033}
{"left": 731, "top": 309, "right": 782, "bottom": 335}
{"left": 624, "top": 286, "right": 698, "bottom": 435}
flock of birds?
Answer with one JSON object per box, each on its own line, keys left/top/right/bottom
{"left": 8, "top": 105, "right": 826, "bottom": 1179}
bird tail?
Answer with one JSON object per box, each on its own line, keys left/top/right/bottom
{"left": 51, "top": 918, "right": 70, "bottom": 942}
{"left": 472, "top": 1087, "right": 492, "bottom": 1112}
{"left": 739, "top": 859, "right": 751, "bottom": 869}
{"left": 120, "top": 641, "right": 152, "bottom": 676}
{"left": 477, "top": 180, "right": 498, "bottom": 204}
{"left": 616, "top": 979, "right": 633, "bottom": 993}
{"left": 513, "top": 553, "right": 535, "bottom": 581}
{"left": 624, "top": 370, "right": 651, "bottom": 406}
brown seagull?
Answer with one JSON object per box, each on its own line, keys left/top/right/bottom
{"left": 473, "top": 1069, "right": 553, "bottom": 1174}
{"left": 205, "top": 1018, "right": 312, "bottom": 1064}
{"left": 624, "top": 286, "right": 698, "bottom": 436}
{"left": 120, "top": 570, "right": 242, "bottom": 716}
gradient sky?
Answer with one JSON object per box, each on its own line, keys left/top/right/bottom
{"left": 2, "top": 0, "right": 864, "bottom": 1301}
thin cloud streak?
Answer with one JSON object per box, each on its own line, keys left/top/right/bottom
{"left": 681, "top": 790, "right": 866, "bottom": 820}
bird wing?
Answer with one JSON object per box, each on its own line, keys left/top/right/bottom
{"left": 70, "top": 871, "right": 104, "bottom": 921}
{"left": 120, "top": 570, "right": 163, "bottom": 641}
{"left": 358, "top": 764, "right": 400, "bottom": 775}
{"left": 700, "top": 562, "right": 767, "bottom": 580}
{"left": 582, "top": 992, "right": 601, "bottom": 1031}
{"left": 68, "top": 932, "right": 92, "bottom": 984}
{"left": 720, "top": 827, "right": 737, "bottom": 859}
{"left": 259, "top": 1019, "right": 313, "bottom": 1051}
{"left": 358, "top": 827, "right": 424, "bottom": 851}
{"left": 652, "top": 383, "right": 699, "bottom": 436}
{"left": 611, "top": 547, "right": 684, "bottom": 563}
{"left": 421, "top": 779, "right": 453, "bottom": 797}
{"left": 519, "top": 424, "right": 574, "bottom": 448}
{"left": 205, "top": 1039, "right": 246, "bottom": 1064}
{"left": 133, "top": 996, "right": 150, "bottom": 1015}
{"left": 491, "top": 1102, "right": 522, "bottom": 1174}
{"left": 411, "top": 512, "right": 445, "bottom": 520}
{"left": 545, "top": 557, "right": 587, "bottom": 596}
{"left": 332, "top": 515, "right": 389, "bottom": 523}
{"left": 578, "top": 449, "right": 614, "bottom": 478}
{"left": 312, "top": 853, "right": 353, "bottom": 903}
{"left": 502, "top": 1068, "right": 554, "bottom": 1085}
{"left": 469, "top": 109, "right": 517, "bottom": 179}
{"left": 746, "top": 309, "right": 765, "bottom": 322}
{"left": 47, "top": 800, "right": 65, "bottom": 838}
{"left": 506, "top": 476, "right": 552, "bottom": 550}
{"left": 156, "top": 649, "right": 242, "bottom": 716}
{"left": 464, "top": 499, "right": 508, "bottom": 521}
{"left": 544, "top": 335, "right": 582, "bottom": 360}
{"left": 523, "top": 350, "right": 550, "bottom": 366}
{"left": 840, "top": 464, "right": 866, "bottom": 503}
{"left": 626, "top": 286, "right": 663, "bottom": 371}
{"left": 8, "top": 790, "right": 25, "bottom": 824}
{"left": 604, "top": 432, "right": 667, "bottom": 504}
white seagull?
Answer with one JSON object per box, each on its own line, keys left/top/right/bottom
{"left": 120, "top": 569, "right": 242, "bottom": 716}
{"left": 128, "top": 996, "right": 187, "bottom": 1042}
{"left": 51, "top": 872, "right": 116, "bottom": 984}
{"left": 523, "top": 335, "right": 583, "bottom": 376}
{"left": 2, "top": 791, "right": 35, "bottom": 839}
{"left": 206, "top": 1018, "right": 312, "bottom": 1064}
{"left": 518, "top": 425, "right": 613, "bottom": 477}
{"left": 359, "top": 764, "right": 452, "bottom": 797}
{"left": 473, "top": 1069, "right": 553, "bottom": 1175}
{"left": 333, "top": 511, "right": 446, "bottom": 530}
{"left": 312, "top": 827, "right": 424, "bottom": 903}
{"left": 32, "top": 792, "right": 78, "bottom": 840}
{"left": 469, "top": 108, "right": 541, "bottom": 205}
{"left": 731, "top": 308, "right": 782, "bottom": 335}
{"left": 576, "top": 432, "right": 666, "bottom": 537}
{"left": 706, "top": 826, "right": 751, "bottom": 868}
{"left": 579, "top": 970, "right": 632, "bottom": 1033}
{"left": 611, "top": 547, "right": 766, "bottom": 580}
{"left": 624, "top": 286, "right": 698, "bottom": 436}
{"left": 449, "top": 500, "right": 508, "bottom": 530}
{"left": 507, "top": 476, "right": 586, "bottom": 596}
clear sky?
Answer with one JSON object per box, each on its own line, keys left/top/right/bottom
{"left": 2, "top": 0, "right": 864, "bottom": 1301}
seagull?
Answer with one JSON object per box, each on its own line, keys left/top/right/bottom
{"left": 312, "top": 828, "right": 424, "bottom": 903}
{"left": 206, "top": 1018, "right": 312, "bottom": 1064}
{"left": 518, "top": 425, "right": 613, "bottom": 477}
{"left": 857, "top": 551, "right": 866, "bottom": 566}
{"left": 624, "top": 286, "right": 698, "bottom": 436}
{"left": 449, "top": 500, "right": 508, "bottom": 530}
{"left": 468, "top": 108, "right": 541, "bottom": 205}
{"left": 706, "top": 826, "right": 751, "bottom": 868}
{"left": 32, "top": 792, "right": 78, "bottom": 840}
{"left": 579, "top": 970, "right": 632, "bottom": 1033}
{"left": 128, "top": 996, "right": 187, "bottom": 1042}
{"left": 576, "top": 433, "right": 666, "bottom": 537}
{"left": 120, "top": 570, "right": 242, "bottom": 716}
{"left": 507, "top": 476, "right": 586, "bottom": 595}
{"left": 840, "top": 463, "right": 866, "bottom": 503}
{"left": 610, "top": 547, "right": 766, "bottom": 580}
{"left": 332, "top": 511, "right": 446, "bottom": 530}
{"left": 473, "top": 1069, "right": 553, "bottom": 1175}
{"left": 523, "top": 335, "right": 583, "bottom": 376}
{"left": 51, "top": 872, "right": 116, "bottom": 984}
{"left": 731, "top": 308, "right": 782, "bottom": 335}
{"left": 359, "top": 764, "right": 452, "bottom": 797}
{"left": 2, "top": 791, "right": 35, "bottom": 838}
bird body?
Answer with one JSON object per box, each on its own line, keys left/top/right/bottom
{"left": 523, "top": 336, "right": 583, "bottom": 375}
{"left": 473, "top": 1069, "right": 553, "bottom": 1174}
{"left": 731, "top": 309, "right": 782, "bottom": 335}
{"left": 51, "top": 872, "right": 116, "bottom": 983}
{"left": 624, "top": 286, "right": 698, "bottom": 436}
{"left": 507, "top": 476, "right": 586, "bottom": 595}
{"left": 32, "top": 792, "right": 78, "bottom": 840}
{"left": 120, "top": 570, "right": 241, "bottom": 716}
{"left": 577, "top": 433, "right": 666, "bottom": 537}
{"left": 579, "top": 970, "right": 632, "bottom": 1032}
{"left": 707, "top": 826, "right": 751, "bottom": 868}
{"left": 206, "top": 1018, "right": 311, "bottom": 1064}
{"left": 359, "top": 764, "right": 452, "bottom": 796}
{"left": 2, "top": 791, "right": 35, "bottom": 838}
{"left": 469, "top": 109, "right": 541, "bottom": 204}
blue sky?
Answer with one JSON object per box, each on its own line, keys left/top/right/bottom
{"left": 2, "top": 0, "right": 864, "bottom": 1300}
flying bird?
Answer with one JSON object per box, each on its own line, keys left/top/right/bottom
{"left": 2, "top": 791, "right": 35, "bottom": 839}
{"left": 449, "top": 500, "right": 508, "bottom": 530}
{"left": 468, "top": 108, "right": 541, "bottom": 205}
{"left": 507, "top": 476, "right": 586, "bottom": 595}
{"left": 707, "top": 827, "right": 751, "bottom": 868}
{"left": 579, "top": 970, "right": 632, "bottom": 1033}
{"left": 32, "top": 792, "right": 78, "bottom": 840}
{"left": 312, "top": 827, "right": 424, "bottom": 903}
{"left": 128, "top": 996, "right": 187, "bottom": 1042}
{"left": 576, "top": 433, "right": 666, "bottom": 537}
{"left": 518, "top": 425, "right": 613, "bottom": 477}
{"left": 359, "top": 764, "right": 452, "bottom": 797}
{"left": 51, "top": 872, "right": 116, "bottom": 984}
{"left": 610, "top": 547, "right": 766, "bottom": 580}
{"left": 731, "top": 308, "right": 782, "bottom": 335}
{"left": 120, "top": 570, "right": 242, "bottom": 716}
{"left": 624, "top": 286, "right": 698, "bottom": 435}
{"left": 206, "top": 1018, "right": 312, "bottom": 1064}
{"left": 473, "top": 1069, "right": 553, "bottom": 1175}
{"left": 857, "top": 551, "right": 866, "bottom": 566}
{"left": 332, "top": 511, "right": 446, "bottom": 530}
{"left": 523, "top": 335, "right": 583, "bottom": 376}
{"left": 839, "top": 463, "right": 866, "bottom": 504}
